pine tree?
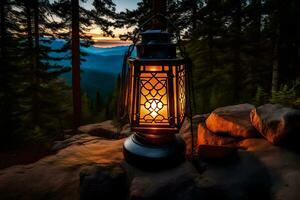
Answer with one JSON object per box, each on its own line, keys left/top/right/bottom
{"left": 22, "top": 0, "right": 72, "bottom": 140}
{"left": 0, "top": 0, "right": 25, "bottom": 147}
{"left": 0, "top": 0, "right": 74, "bottom": 144}
{"left": 51, "top": 0, "right": 118, "bottom": 127}
{"left": 95, "top": 91, "right": 103, "bottom": 113}
{"left": 71, "top": 0, "right": 81, "bottom": 128}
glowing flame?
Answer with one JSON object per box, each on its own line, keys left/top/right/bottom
{"left": 144, "top": 99, "right": 163, "bottom": 118}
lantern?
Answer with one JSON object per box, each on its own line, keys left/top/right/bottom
{"left": 122, "top": 28, "right": 189, "bottom": 169}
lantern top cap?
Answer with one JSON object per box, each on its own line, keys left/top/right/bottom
{"left": 139, "top": 29, "right": 172, "bottom": 45}
{"left": 140, "top": 29, "right": 171, "bottom": 38}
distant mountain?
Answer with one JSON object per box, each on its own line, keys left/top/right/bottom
{"left": 60, "top": 69, "right": 118, "bottom": 99}
{"left": 46, "top": 39, "right": 130, "bottom": 99}
{"left": 47, "top": 39, "right": 129, "bottom": 74}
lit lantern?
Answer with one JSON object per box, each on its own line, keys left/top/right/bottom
{"left": 122, "top": 29, "right": 188, "bottom": 169}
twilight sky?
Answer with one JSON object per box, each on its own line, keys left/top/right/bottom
{"left": 50, "top": 0, "right": 140, "bottom": 43}
{"left": 82, "top": 0, "right": 140, "bottom": 38}
{"left": 81, "top": 0, "right": 140, "bottom": 12}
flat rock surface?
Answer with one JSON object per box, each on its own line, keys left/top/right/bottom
{"left": 0, "top": 135, "right": 124, "bottom": 200}
{"left": 80, "top": 165, "right": 127, "bottom": 200}
{"left": 125, "top": 161, "right": 201, "bottom": 200}
{"left": 206, "top": 104, "right": 258, "bottom": 138}
{"left": 239, "top": 139, "right": 300, "bottom": 200}
{"left": 78, "top": 120, "right": 131, "bottom": 139}
{"left": 250, "top": 104, "right": 300, "bottom": 145}
{"left": 124, "top": 138, "right": 300, "bottom": 200}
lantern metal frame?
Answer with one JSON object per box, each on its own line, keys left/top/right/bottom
{"left": 128, "top": 58, "right": 187, "bottom": 134}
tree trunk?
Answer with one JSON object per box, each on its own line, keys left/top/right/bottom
{"left": 33, "top": 0, "right": 40, "bottom": 126}
{"left": 72, "top": 0, "right": 81, "bottom": 128}
{"left": 232, "top": 0, "right": 242, "bottom": 102}
{"left": 0, "top": 0, "right": 10, "bottom": 136}
{"left": 207, "top": 1, "right": 213, "bottom": 73}
{"left": 271, "top": 54, "right": 279, "bottom": 93}
{"left": 25, "top": 2, "right": 33, "bottom": 50}
{"left": 253, "top": 0, "right": 261, "bottom": 41}
{"left": 0, "top": 0, "right": 6, "bottom": 58}
{"left": 25, "top": 0, "right": 39, "bottom": 127}
{"left": 250, "top": 0, "right": 261, "bottom": 93}
{"left": 271, "top": 29, "right": 279, "bottom": 93}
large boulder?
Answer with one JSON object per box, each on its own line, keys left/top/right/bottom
{"left": 197, "top": 122, "right": 242, "bottom": 148}
{"left": 250, "top": 104, "right": 300, "bottom": 145}
{"left": 206, "top": 104, "right": 258, "bottom": 138}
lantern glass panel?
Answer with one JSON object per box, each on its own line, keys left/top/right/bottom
{"left": 128, "top": 60, "right": 186, "bottom": 132}
{"left": 139, "top": 70, "right": 169, "bottom": 125}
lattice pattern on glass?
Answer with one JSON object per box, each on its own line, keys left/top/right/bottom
{"left": 178, "top": 66, "right": 186, "bottom": 122}
{"left": 139, "top": 72, "right": 169, "bottom": 125}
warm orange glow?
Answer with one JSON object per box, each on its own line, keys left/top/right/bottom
{"left": 145, "top": 99, "right": 163, "bottom": 118}
{"left": 139, "top": 69, "right": 169, "bottom": 125}
{"left": 145, "top": 66, "right": 162, "bottom": 71}
{"left": 128, "top": 62, "right": 186, "bottom": 130}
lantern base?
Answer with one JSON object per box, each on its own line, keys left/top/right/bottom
{"left": 123, "top": 134, "right": 186, "bottom": 170}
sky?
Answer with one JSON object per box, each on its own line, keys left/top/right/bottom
{"left": 115, "top": 0, "right": 140, "bottom": 12}
{"left": 81, "top": 0, "right": 141, "bottom": 40}
{"left": 50, "top": 0, "right": 141, "bottom": 46}
{"left": 84, "top": 0, "right": 140, "bottom": 12}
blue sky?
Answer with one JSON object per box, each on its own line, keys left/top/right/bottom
{"left": 81, "top": 0, "right": 140, "bottom": 12}
{"left": 113, "top": 0, "right": 140, "bottom": 12}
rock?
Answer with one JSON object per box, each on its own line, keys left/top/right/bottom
{"left": 180, "top": 114, "right": 210, "bottom": 155}
{"left": 197, "top": 145, "right": 238, "bottom": 161}
{"left": 1, "top": 125, "right": 300, "bottom": 200}
{"left": 197, "top": 122, "right": 242, "bottom": 147}
{"left": 206, "top": 104, "right": 258, "bottom": 138}
{"left": 250, "top": 104, "right": 300, "bottom": 145}
{"left": 192, "top": 114, "right": 210, "bottom": 124}
{"left": 78, "top": 120, "right": 131, "bottom": 139}
{"left": 124, "top": 161, "right": 202, "bottom": 200}
{"left": 239, "top": 138, "right": 300, "bottom": 200}
{"left": 195, "top": 149, "right": 272, "bottom": 200}
{"left": 80, "top": 165, "right": 127, "bottom": 200}
{"left": 51, "top": 134, "right": 100, "bottom": 152}
{"left": 125, "top": 149, "right": 271, "bottom": 200}
{"left": 0, "top": 134, "right": 124, "bottom": 200}
{"left": 179, "top": 118, "right": 193, "bottom": 155}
